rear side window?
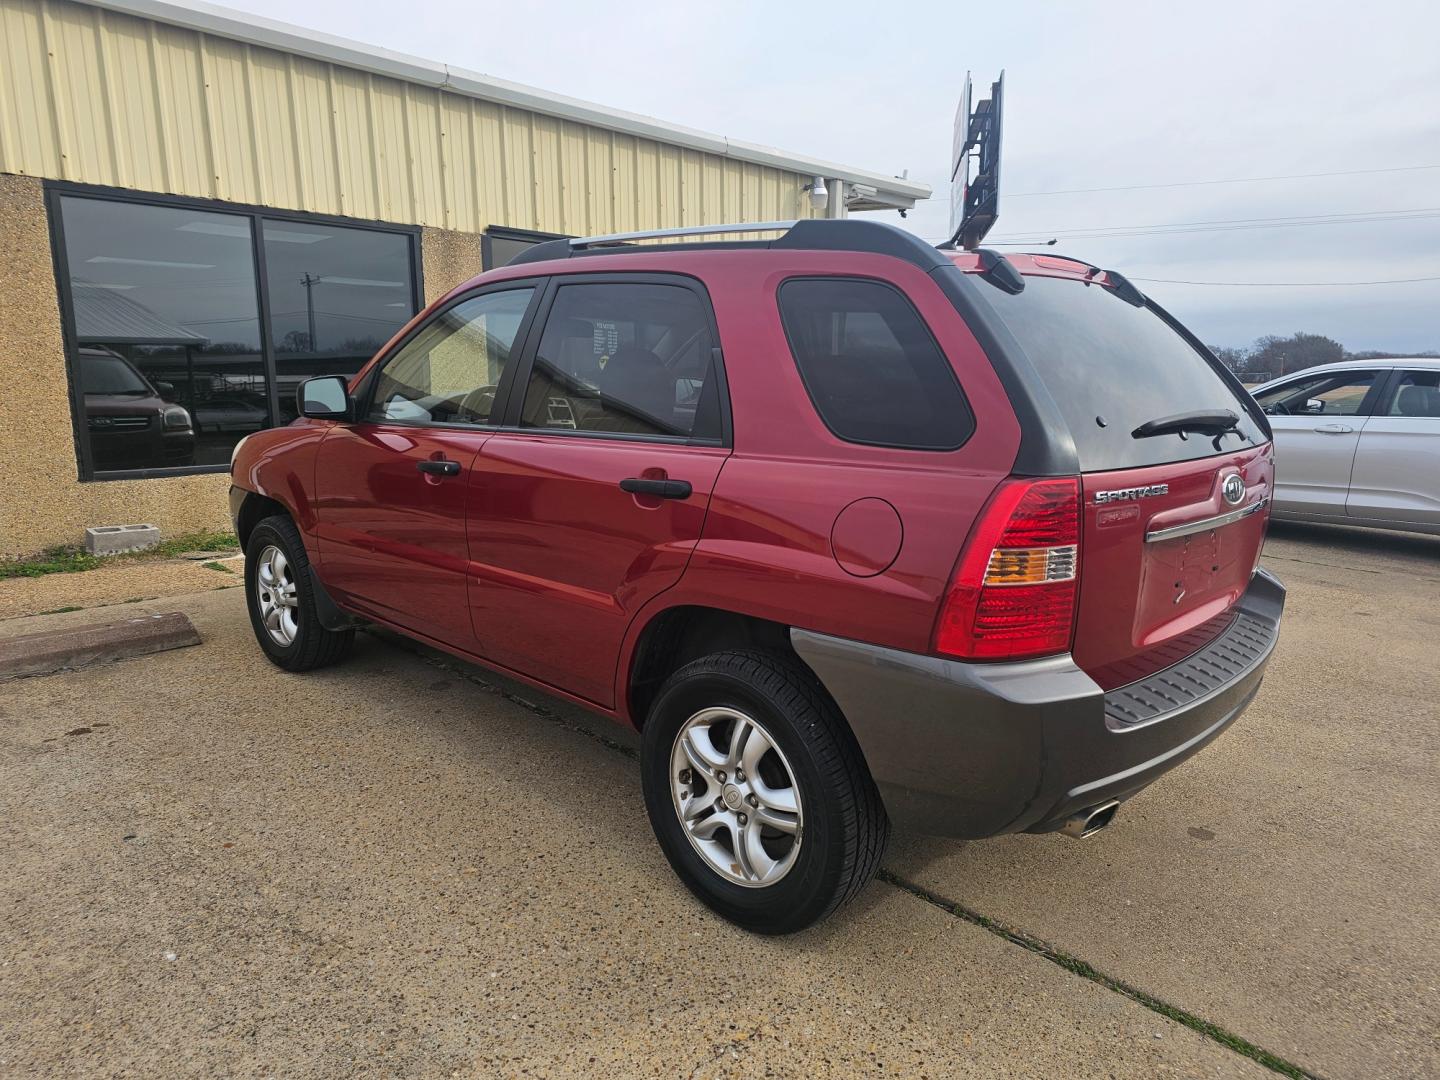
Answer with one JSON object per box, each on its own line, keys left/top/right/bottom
{"left": 777, "top": 278, "right": 974, "bottom": 450}
{"left": 972, "top": 275, "right": 1264, "bottom": 470}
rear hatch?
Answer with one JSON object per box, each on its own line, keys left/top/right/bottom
{"left": 962, "top": 258, "right": 1272, "bottom": 689}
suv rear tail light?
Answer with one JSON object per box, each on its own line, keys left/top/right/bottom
{"left": 935, "top": 477, "right": 1081, "bottom": 660}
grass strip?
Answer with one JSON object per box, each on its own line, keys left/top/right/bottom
{"left": 877, "top": 869, "right": 1319, "bottom": 1080}
{"left": 1, "top": 530, "right": 238, "bottom": 580}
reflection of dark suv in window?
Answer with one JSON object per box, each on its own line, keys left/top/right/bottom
{"left": 78, "top": 348, "right": 194, "bottom": 470}
{"left": 230, "top": 220, "right": 1284, "bottom": 933}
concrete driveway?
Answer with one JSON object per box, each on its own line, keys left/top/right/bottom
{"left": 1, "top": 525, "right": 1435, "bottom": 1078}
{"left": 890, "top": 523, "right": 1440, "bottom": 1079}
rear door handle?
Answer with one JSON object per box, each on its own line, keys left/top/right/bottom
{"left": 619, "top": 477, "right": 692, "bottom": 499}
{"left": 1313, "top": 423, "right": 1354, "bottom": 434}
{"left": 416, "top": 459, "right": 461, "bottom": 476}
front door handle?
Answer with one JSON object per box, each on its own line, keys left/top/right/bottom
{"left": 619, "top": 477, "right": 692, "bottom": 499}
{"left": 417, "top": 459, "right": 461, "bottom": 477}
{"left": 1313, "top": 423, "right": 1354, "bottom": 435}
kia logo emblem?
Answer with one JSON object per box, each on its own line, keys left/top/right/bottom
{"left": 1222, "top": 474, "right": 1245, "bottom": 506}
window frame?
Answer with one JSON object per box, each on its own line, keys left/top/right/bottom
{"left": 46, "top": 181, "right": 424, "bottom": 482}
{"left": 1252, "top": 368, "right": 1389, "bottom": 419}
{"left": 354, "top": 279, "right": 549, "bottom": 430}
{"left": 494, "top": 272, "right": 733, "bottom": 449}
{"left": 775, "top": 274, "right": 976, "bottom": 452}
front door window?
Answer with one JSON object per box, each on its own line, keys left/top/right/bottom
{"left": 368, "top": 289, "right": 535, "bottom": 426}
{"left": 1254, "top": 372, "right": 1378, "bottom": 417}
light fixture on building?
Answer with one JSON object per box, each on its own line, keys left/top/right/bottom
{"left": 806, "top": 177, "right": 829, "bottom": 212}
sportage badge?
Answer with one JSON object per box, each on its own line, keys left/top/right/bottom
{"left": 1094, "top": 484, "right": 1169, "bottom": 504}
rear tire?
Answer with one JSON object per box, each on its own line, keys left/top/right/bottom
{"left": 244, "top": 515, "right": 354, "bottom": 672}
{"left": 641, "top": 649, "right": 888, "bottom": 934}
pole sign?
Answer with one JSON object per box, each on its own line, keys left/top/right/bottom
{"left": 948, "top": 71, "right": 1004, "bottom": 250}
{"left": 948, "top": 75, "right": 973, "bottom": 239}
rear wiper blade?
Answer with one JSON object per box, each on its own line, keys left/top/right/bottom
{"left": 1131, "top": 409, "right": 1240, "bottom": 439}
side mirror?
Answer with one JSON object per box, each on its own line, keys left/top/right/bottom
{"left": 298, "top": 375, "right": 353, "bottom": 421}
{"left": 153, "top": 380, "right": 176, "bottom": 401}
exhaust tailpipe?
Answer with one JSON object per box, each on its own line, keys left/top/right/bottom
{"left": 1061, "top": 800, "right": 1120, "bottom": 839}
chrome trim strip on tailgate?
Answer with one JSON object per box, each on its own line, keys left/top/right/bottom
{"left": 1144, "top": 496, "right": 1269, "bottom": 543}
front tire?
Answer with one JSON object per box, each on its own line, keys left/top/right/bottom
{"left": 244, "top": 515, "right": 354, "bottom": 672}
{"left": 641, "top": 650, "right": 888, "bottom": 934}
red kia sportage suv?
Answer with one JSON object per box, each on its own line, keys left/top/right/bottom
{"left": 230, "top": 220, "right": 1284, "bottom": 933}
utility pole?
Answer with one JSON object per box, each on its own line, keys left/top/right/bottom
{"left": 300, "top": 273, "right": 321, "bottom": 352}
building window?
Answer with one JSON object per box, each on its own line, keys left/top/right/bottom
{"left": 58, "top": 197, "right": 266, "bottom": 473}
{"left": 53, "top": 189, "right": 418, "bottom": 479}
{"left": 263, "top": 221, "right": 416, "bottom": 424}
{"left": 482, "top": 226, "right": 564, "bottom": 270}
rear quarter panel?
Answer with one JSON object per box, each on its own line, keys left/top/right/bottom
{"left": 613, "top": 251, "right": 1022, "bottom": 706}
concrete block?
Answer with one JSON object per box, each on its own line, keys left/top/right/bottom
{"left": 0, "top": 611, "right": 200, "bottom": 679}
{"left": 85, "top": 524, "right": 161, "bottom": 556}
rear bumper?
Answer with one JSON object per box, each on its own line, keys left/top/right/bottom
{"left": 791, "top": 567, "right": 1285, "bottom": 838}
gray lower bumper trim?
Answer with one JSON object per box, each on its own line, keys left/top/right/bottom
{"left": 1070, "top": 689, "right": 1252, "bottom": 801}
{"left": 790, "top": 631, "right": 1104, "bottom": 839}
{"left": 791, "top": 567, "right": 1284, "bottom": 839}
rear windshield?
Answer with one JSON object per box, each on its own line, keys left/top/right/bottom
{"left": 972, "top": 275, "right": 1263, "bottom": 471}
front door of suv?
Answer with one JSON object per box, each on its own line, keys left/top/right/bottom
{"left": 465, "top": 276, "right": 730, "bottom": 707}
{"left": 313, "top": 285, "right": 540, "bottom": 644}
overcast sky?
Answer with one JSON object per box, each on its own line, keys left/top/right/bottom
{"left": 230, "top": 0, "right": 1440, "bottom": 353}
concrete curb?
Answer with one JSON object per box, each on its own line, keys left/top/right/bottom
{"left": 0, "top": 612, "right": 201, "bottom": 679}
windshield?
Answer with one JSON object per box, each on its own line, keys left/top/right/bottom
{"left": 80, "top": 351, "right": 153, "bottom": 395}
{"left": 971, "top": 275, "right": 1264, "bottom": 471}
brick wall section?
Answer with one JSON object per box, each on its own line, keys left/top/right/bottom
{"left": 0, "top": 174, "right": 485, "bottom": 557}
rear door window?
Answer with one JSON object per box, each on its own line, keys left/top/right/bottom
{"left": 971, "top": 275, "right": 1264, "bottom": 470}
{"left": 777, "top": 278, "right": 974, "bottom": 450}
{"left": 519, "top": 281, "right": 721, "bottom": 441}
{"left": 1386, "top": 371, "right": 1440, "bottom": 418}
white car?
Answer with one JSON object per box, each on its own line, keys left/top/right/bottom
{"left": 1251, "top": 358, "right": 1440, "bottom": 535}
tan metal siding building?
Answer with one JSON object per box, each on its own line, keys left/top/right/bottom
{"left": 0, "top": 0, "right": 928, "bottom": 556}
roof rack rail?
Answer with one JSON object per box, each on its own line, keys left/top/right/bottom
{"left": 506, "top": 218, "right": 953, "bottom": 273}
{"left": 571, "top": 221, "right": 799, "bottom": 249}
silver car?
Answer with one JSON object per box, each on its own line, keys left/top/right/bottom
{"left": 1251, "top": 358, "right": 1440, "bottom": 535}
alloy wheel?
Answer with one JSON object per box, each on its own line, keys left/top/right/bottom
{"left": 255, "top": 543, "right": 299, "bottom": 647}
{"left": 669, "top": 707, "right": 803, "bottom": 887}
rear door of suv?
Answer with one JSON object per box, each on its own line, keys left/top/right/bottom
{"left": 464, "top": 274, "right": 730, "bottom": 707}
